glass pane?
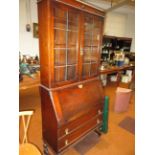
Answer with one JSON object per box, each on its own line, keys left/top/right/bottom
{"left": 93, "top": 28, "right": 100, "bottom": 35}
{"left": 92, "top": 28, "right": 100, "bottom": 46}
{"left": 68, "top": 31, "right": 78, "bottom": 46}
{"left": 53, "top": 7, "right": 79, "bottom": 84}
{"left": 68, "top": 11, "right": 78, "bottom": 23}
{"left": 84, "top": 15, "right": 93, "bottom": 31}
{"left": 67, "top": 49, "right": 77, "bottom": 65}
{"left": 54, "top": 18, "right": 66, "bottom": 29}
{"left": 92, "top": 18, "right": 102, "bottom": 46}
{"left": 68, "top": 10, "right": 79, "bottom": 31}
{"left": 54, "top": 49, "right": 66, "bottom": 66}
{"left": 91, "top": 47, "right": 99, "bottom": 62}
{"left": 94, "top": 17, "right": 102, "bottom": 29}
{"left": 54, "top": 67, "right": 65, "bottom": 82}
{"left": 84, "top": 32, "right": 92, "bottom": 38}
{"left": 90, "top": 63, "right": 98, "bottom": 76}
{"left": 54, "top": 7, "right": 67, "bottom": 19}
{"left": 84, "top": 35, "right": 92, "bottom": 47}
{"left": 82, "top": 14, "right": 102, "bottom": 79}
{"left": 84, "top": 15, "right": 93, "bottom": 47}
{"left": 83, "top": 47, "right": 91, "bottom": 63}
{"left": 67, "top": 65, "right": 76, "bottom": 80}
{"left": 54, "top": 29, "right": 66, "bottom": 46}
{"left": 68, "top": 21, "right": 78, "bottom": 31}
{"left": 82, "top": 64, "right": 90, "bottom": 77}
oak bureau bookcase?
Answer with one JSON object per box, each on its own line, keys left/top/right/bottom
{"left": 37, "top": 0, "right": 105, "bottom": 154}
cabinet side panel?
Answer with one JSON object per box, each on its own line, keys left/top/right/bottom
{"left": 40, "top": 87, "right": 58, "bottom": 152}
{"left": 38, "top": 0, "right": 52, "bottom": 88}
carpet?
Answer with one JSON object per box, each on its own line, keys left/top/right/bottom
{"left": 74, "top": 132, "right": 100, "bottom": 155}
{"left": 118, "top": 116, "right": 135, "bottom": 134}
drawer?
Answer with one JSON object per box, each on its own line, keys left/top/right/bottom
{"left": 58, "top": 104, "right": 103, "bottom": 138}
{"left": 58, "top": 115, "right": 102, "bottom": 151}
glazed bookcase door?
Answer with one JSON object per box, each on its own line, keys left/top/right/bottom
{"left": 53, "top": 5, "right": 79, "bottom": 85}
{"left": 81, "top": 13, "right": 103, "bottom": 79}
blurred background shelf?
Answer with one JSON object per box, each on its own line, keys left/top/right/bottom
{"left": 19, "top": 72, "right": 40, "bottom": 90}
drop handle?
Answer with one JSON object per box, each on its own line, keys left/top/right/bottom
{"left": 97, "top": 119, "right": 100, "bottom": 124}
{"left": 65, "top": 140, "right": 69, "bottom": 146}
{"left": 65, "top": 128, "right": 69, "bottom": 135}
{"left": 78, "top": 84, "right": 83, "bottom": 88}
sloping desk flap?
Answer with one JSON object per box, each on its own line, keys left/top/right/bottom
{"left": 55, "top": 79, "right": 104, "bottom": 123}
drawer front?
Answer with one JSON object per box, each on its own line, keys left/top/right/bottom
{"left": 58, "top": 104, "right": 103, "bottom": 138}
{"left": 58, "top": 115, "right": 102, "bottom": 151}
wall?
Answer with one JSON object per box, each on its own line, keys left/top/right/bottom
{"left": 19, "top": 0, "right": 39, "bottom": 56}
{"left": 104, "top": 11, "right": 135, "bottom": 52}
{"left": 125, "top": 13, "right": 135, "bottom": 52}
{"left": 104, "top": 12, "right": 127, "bottom": 37}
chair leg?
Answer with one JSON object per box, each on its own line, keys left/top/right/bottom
{"left": 43, "top": 143, "right": 49, "bottom": 155}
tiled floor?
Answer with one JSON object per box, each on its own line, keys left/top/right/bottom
{"left": 19, "top": 84, "right": 135, "bottom": 155}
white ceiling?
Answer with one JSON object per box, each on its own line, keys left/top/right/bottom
{"left": 79, "top": 0, "right": 135, "bottom": 14}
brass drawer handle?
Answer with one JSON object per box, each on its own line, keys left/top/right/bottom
{"left": 97, "top": 119, "right": 100, "bottom": 124}
{"left": 65, "top": 140, "right": 68, "bottom": 146}
{"left": 65, "top": 128, "right": 69, "bottom": 135}
{"left": 98, "top": 110, "right": 102, "bottom": 115}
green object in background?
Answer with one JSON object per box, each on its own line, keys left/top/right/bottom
{"left": 20, "top": 63, "right": 35, "bottom": 79}
{"left": 101, "top": 96, "right": 109, "bottom": 133}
